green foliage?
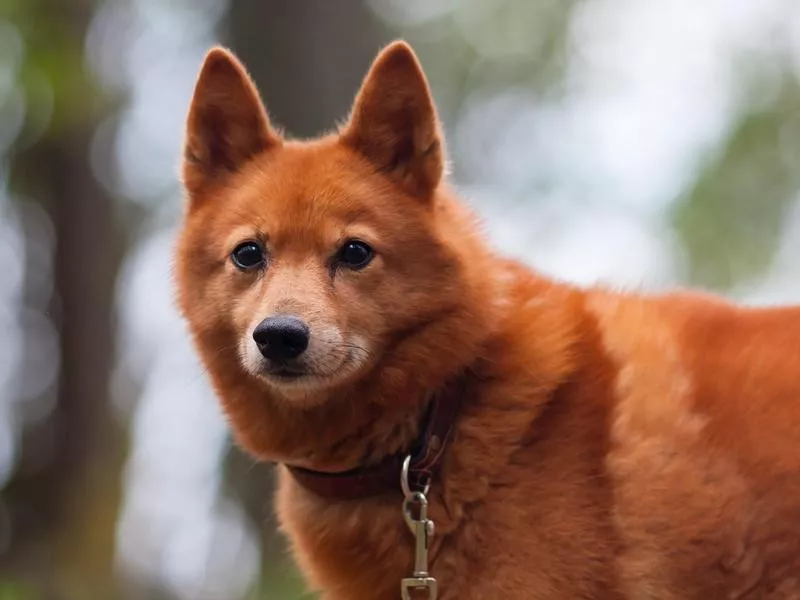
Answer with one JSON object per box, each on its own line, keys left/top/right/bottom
{"left": 2, "top": 0, "right": 105, "bottom": 149}
{"left": 250, "top": 562, "right": 316, "bottom": 600}
{"left": 0, "top": 581, "right": 39, "bottom": 600}
{"left": 673, "top": 74, "right": 800, "bottom": 290}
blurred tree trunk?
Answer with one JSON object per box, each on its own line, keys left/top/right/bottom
{"left": 226, "top": 0, "right": 390, "bottom": 137}
{"left": 1, "top": 0, "right": 126, "bottom": 596}
{"left": 224, "top": 0, "right": 390, "bottom": 588}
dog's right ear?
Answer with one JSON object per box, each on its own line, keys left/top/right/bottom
{"left": 183, "top": 47, "right": 280, "bottom": 197}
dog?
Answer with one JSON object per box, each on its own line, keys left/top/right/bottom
{"left": 174, "top": 40, "right": 800, "bottom": 599}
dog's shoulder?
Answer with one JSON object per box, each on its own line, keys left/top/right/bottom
{"left": 581, "top": 287, "right": 800, "bottom": 596}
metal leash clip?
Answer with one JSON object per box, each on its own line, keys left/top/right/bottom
{"left": 400, "top": 455, "right": 438, "bottom": 600}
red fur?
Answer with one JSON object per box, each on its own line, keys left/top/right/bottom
{"left": 175, "top": 41, "right": 800, "bottom": 599}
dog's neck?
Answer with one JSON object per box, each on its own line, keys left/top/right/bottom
{"left": 273, "top": 359, "right": 469, "bottom": 474}
{"left": 283, "top": 372, "right": 467, "bottom": 499}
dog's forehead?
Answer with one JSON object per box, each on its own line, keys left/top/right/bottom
{"left": 231, "top": 142, "right": 385, "bottom": 247}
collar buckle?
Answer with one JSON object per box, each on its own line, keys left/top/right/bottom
{"left": 400, "top": 455, "right": 438, "bottom": 600}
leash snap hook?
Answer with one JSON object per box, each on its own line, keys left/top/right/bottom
{"left": 400, "top": 455, "right": 438, "bottom": 600}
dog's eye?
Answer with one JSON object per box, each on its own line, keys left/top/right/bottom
{"left": 337, "top": 240, "right": 374, "bottom": 270}
{"left": 231, "top": 241, "right": 265, "bottom": 270}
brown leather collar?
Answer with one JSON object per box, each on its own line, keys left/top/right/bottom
{"left": 286, "top": 376, "right": 465, "bottom": 501}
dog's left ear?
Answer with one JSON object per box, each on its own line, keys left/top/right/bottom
{"left": 341, "top": 41, "right": 445, "bottom": 198}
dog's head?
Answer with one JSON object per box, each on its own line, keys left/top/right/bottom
{"left": 175, "top": 42, "right": 493, "bottom": 413}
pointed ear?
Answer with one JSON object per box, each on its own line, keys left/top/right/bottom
{"left": 183, "top": 47, "right": 280, "bottom": 196}
{"left": 341, "top": 41, "right": 445, "bottom": 198}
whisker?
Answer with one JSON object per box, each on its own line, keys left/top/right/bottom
{"left": 314, "top": 338, "right": 371, "bottom": 358}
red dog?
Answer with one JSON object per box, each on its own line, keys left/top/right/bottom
{"left": 175, "top": 40, "right": 800, "bottom": 599}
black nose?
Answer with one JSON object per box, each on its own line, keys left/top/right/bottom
{"left": 252, "top": 315, "right": 310, "bottom": 362}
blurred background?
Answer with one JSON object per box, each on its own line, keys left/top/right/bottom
{"left": 2, "top": 0, "right": 800, "bottom": 598}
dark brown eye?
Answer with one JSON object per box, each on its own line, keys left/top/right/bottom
{"left": 231, "top": 241, "right": 265, "bottom": 270}
{"left": 337, "top": 240, "right": 374, "bottom": 270}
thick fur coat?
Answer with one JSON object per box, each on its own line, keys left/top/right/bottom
{"left": 174, "top": 41, "right": 800, "bottom": 599}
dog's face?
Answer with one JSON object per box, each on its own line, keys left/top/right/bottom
{"left": 175, "top": 43, "right": 479, "bottom": 405}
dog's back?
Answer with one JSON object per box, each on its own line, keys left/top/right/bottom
{"left": 587, "top": 291, "right": 800, "bottom": 597}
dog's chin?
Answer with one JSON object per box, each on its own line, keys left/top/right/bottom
{"left": 244, "top": 356, "right": 367, "bottom": 402}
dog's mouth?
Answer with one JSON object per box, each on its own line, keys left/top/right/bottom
{"left": 264, "top": 364, "right": 309, "bottom": 381}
